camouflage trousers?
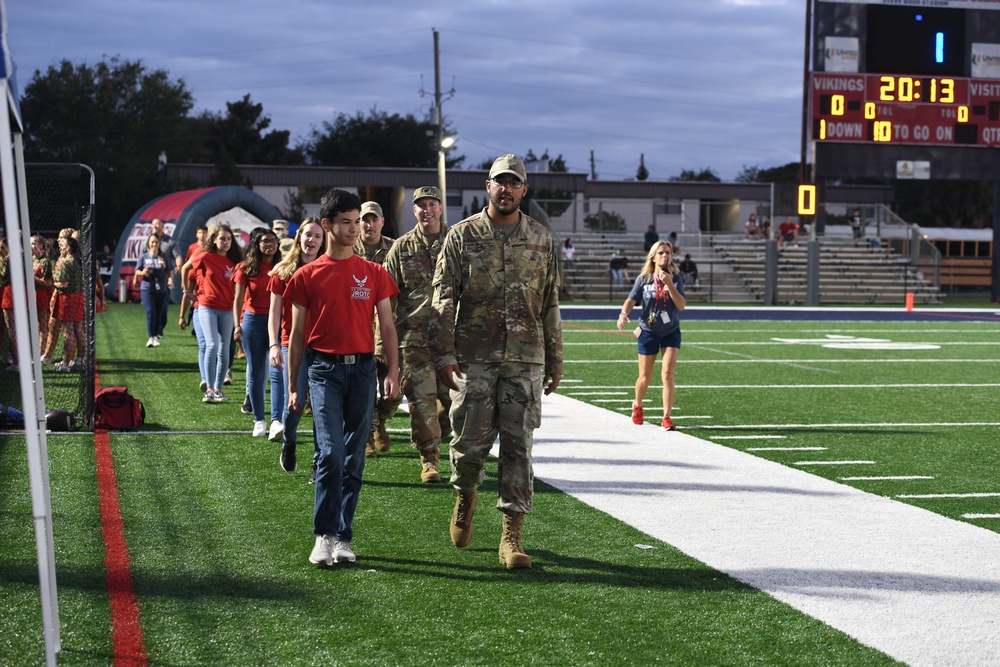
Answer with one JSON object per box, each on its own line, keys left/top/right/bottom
{"left": 448, "top": 361, "right": 542, "bottom": 515}
{"left": 400, "top": 346, "right": 452, "bottom": 453}
{"left": 370, "top": 354, "right": 403, "bottom": 430}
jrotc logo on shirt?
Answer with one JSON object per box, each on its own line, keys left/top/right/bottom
{"left": 351, "top": 274, "right": 371, "bottom": 301}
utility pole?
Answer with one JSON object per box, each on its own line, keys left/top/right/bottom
{"left": 589, "top": 150, "right": 597, "bottom": 180}
{"left": 434, "top": 29, "right": 447, "bottom": 225}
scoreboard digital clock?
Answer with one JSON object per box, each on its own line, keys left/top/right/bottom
{"left": 811, "top": 72, "right": 1000, "bottom": 147}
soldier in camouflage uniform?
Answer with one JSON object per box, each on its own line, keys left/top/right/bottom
{"left": 431, "top": 155, "right": 563, "bottom": 569}
{"left": 384, "top": 186, "right": 453, "bottom": 483}
{"left": 354, "top": 201, "right": 400, "bottom": 458}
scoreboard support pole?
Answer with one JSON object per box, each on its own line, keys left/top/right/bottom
{"left": 764, "top": 239, "right": 779, "bottom": 305}
{"left": 805, "top": 239, "right": 821, "bottom": 306}
{"left": 993, "top": 181, "right": 1000, "bottom": 304}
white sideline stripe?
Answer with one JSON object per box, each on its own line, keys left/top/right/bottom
{"left": 528, "top": 393, "right": 1000, "bottom": 667}
{"left": 564, "top": 358, "right": 1000, "bottom": 363}
{"left": 565, "top": 341, "right": 1000, "bottom": 346}
{"left": 566, "top": 328, "right": 1000, "bottom": 334}
{"left": 566, "top": 391, "right": 631, "bottom": 396}
{"left": 687, "top": 421, "right": 1000, "bottom": 430}
{"left": 964, "top": 514, "right": 1000, "bottom": 519}
{"left": 841, "top": 476, "right": 936, "bottom": 481}
{"left": 897, "top": 492, "right": 1000, "bottom": 499}
{"left": 558, "top": 383, "right": 1000, "bottom": 389}
{"left": 711, "top": 435, "right": 787, "bottom": 440}
{"left": 795, "top": 460, "right": 877, "bottom": 466}
{"left": 746, "top": 447, "right": 827, "bottom": 452}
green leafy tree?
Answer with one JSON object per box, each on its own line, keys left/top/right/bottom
{"left": 636, "top": 154, "right": 649, "bottom": 181}
{"left": 736, "top": 162, "right": 802, "bottom": 183}
{"left": 670, "top": 167, "right": 720, "bottom": 182}
{"left": 305, "top": 108, "right": 463, "bottom": 168}
{"left": 21, "top": 56, "right": 194, "bottom": 241}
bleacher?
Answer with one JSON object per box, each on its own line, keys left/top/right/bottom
{"left": 712, "top": 235, "right": 943, "bottom": 305}
{"left": 558, "top": 230, "right": 944, "bottom": 304}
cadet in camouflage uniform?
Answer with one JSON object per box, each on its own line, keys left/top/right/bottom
{"left": 354, "top": 201, "right": 400, "bottom": 457}
{"left": 431, "top": 155, "right": 563, "bottom": 569}
{"left": 383, "top": 186, "right": 453, "bottom": 483}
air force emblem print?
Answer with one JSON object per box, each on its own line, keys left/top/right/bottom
{"left": 351, "top": 274, "right": 371, "bottom": 300}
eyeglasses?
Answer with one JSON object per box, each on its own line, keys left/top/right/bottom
{"left": 491, "top": 177, "right": 524, "bottom": 190}
{"left": 260, "top": 237, "right": 278, "bottom": 245}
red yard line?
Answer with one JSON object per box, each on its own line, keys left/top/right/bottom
{"left": 93, "top": 370, "right": 148, "bottom": 666}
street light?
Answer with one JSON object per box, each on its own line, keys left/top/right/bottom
{"left": 437, "top": 132, "right": 455, "bottom": 225}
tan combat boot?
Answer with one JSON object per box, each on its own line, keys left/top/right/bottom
{"left": 450, "top": 489, "right": 478, "bottom": 547}
{"left": 365, "top": 431, "right": 377, "bottom": 459}
{"left": 499, "top": 512, "right": 532, "bottom": 569}
{"left": 373, "top": 419, "right": 392, "bottom": 452}
{"left": 420, "top": 451, "right": 441, "bottom": 483}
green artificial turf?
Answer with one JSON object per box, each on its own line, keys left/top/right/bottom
{"left": 10, "top": 303, "right": 998, "bottom": 664}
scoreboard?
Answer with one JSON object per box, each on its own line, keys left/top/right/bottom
{"left": 812, "top": 73, "right": 1000, "bottom": 146}
{"left": 810, "top": 0, "right": 1000, "bottom": 179}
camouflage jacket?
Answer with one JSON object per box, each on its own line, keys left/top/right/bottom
{"left": 353, "top": 235, "right": 395, "bottom": 265}
{"left": 383, "top": 224, "right": 446, "bottom": 348}
{"left": 431, "top": 208, "right": 562, "bottom": 373}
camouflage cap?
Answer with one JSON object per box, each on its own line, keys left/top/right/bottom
{"left": 412, "top": 186, "right": 442, "bottom": 203}
{"left": 271, "top": 219, "right": 288, "bottom": 230}
{"left": 489, "top": 154, "right": 527, "bottom": 182}
{"left": 360, "top": 201, "right": 384, "bottom": 219}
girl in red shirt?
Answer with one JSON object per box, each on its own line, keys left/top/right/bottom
{"left": 233, "top": 227, "right": 281, "bottom": 436}
{"left": 190, "top": 223, "right": 243, "bottom": 403}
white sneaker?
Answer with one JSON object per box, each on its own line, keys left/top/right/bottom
{"left": 309, "top": 535, "right": 335, "bottom": 566}
{"left": 252, "top": 420, "right": 266, "bottom": 437}
{"left": 199, "top": 380, "right": 208, "bottom": 393}
{"left": 332, "top": 540, "right": 356, "bottom": 564}
{"left": 146, "top": 337, "right": 155, "bottom": 348}
{"left": 268, "top": 420, "right": 284, "bottom": 442}
{"left": 40, "top": 356, "right": 53, "bottom": 366}
{"left": 55, "top": 362, "right": 70, "bottom": 373}
{"left": 152, "top": 337, "right": 161, "bottom": 347}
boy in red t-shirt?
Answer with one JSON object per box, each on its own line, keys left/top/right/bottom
{"left": 285, "top": 189, "right": 400, "bottom": 567}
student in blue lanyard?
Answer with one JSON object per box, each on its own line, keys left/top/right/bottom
{"left": 616, "top": 240, "right": 686, "bottom": 430}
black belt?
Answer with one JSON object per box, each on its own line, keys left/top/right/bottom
{"left": 312, "top": 351, "right": 374, "bottom": 365}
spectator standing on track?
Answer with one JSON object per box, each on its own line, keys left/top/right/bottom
{"left": 31, "top": 235, "right": 54, "bottom": 358}
{"left": 233, "top": 227, "right": 282, "bottom": 438}
{"left": 383, "top": 186, "right": 452, "bottom": 481}
{"left": 431, "top": 153, "right": 563, "bottom": 570}
{"left": 133, "top": 234, "right": 172, "bottom": 348}
{"left": 354, "top": 201, "right": 401, "bottom": 458}
{"left": 0, "top": 236, "right": 16, "bottom": 371}
{"left": 617, "top": 240, "right": 686, "bottom": 431}
{"left": 285, "top": 189, "right": 400, "bottom": 567}
{"left": 188, "top": 223, "right": 243, "bottom": 403}
{"left": 269, "top": 217, "right": 326, "bottom": 473}
{"left": 41, "top": 228, "right": 74, "bottom": 366}
{"left": 51, "top": 236, "right": 86, "bottom": 372}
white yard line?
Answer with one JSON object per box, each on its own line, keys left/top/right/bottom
{"left": 840, "top": 476, "right": 935, "bottom": 481}
{"left": 528, "top": 393, "right": 1000, "bottom": 667}
{"left": 563, "top": 358, "right": 1000, "bottom": 363}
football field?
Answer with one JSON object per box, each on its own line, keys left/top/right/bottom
{"left": 1, "top": 304, "right": 999, "bottom": 665}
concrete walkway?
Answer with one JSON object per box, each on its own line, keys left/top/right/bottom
{"left": 529, "top": 393, "right": 1000, "bottom": 667}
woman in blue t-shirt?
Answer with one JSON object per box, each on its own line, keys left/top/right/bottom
{"left": 134, "top": 234, "right": 173, "bottom": 348}
{"left": 616, "top": 241, "right": 686, "bottom": 430}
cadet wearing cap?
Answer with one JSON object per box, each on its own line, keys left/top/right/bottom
{"left": 273, "top": 219, "right": 294, "bottom": 255}
{"left": 431, "top": 154, "right": 562, "bottom": 569}
{"left": 382, "top": 185, "right": 453, "bottom": 483}
{"left": 354, "top": 201, "right": 400, "bottom": 456}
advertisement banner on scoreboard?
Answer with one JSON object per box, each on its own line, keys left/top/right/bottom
{"left": 971, "top": 43, "right": 1000, "bottom": 78}
{"left": 824, "top": 36, "right": 860, "bottom": 73}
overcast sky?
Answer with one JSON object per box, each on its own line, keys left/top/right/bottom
{"left": 8, "top": 0, "right": 807, "bottom": 181}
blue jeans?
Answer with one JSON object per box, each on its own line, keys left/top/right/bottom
{"left": 309, "top": 354, "right": 376, "bottom": 540}
{"left": 282, "top": 345, "right": 311, "bottom": 443}
{"left": 610, "top": 268, "right": 623, "bottom": 285}
{"left": 140, "top": 288, "right": 168, "bottom": 338}
{"left": 242, "top": 312, "right": 284, "bottom": 422}
{"left": 198, "top": 307, "right": 233, "bottom": 390}
{"left": 193, "top": 307, "right": 208, "bottom": 384}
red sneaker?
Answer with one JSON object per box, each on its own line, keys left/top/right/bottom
{"left": 631, "top": 405, "right": 643, "bottom": 425}
{"left": 661, "top": 416, "right": 677, "bottom": 431}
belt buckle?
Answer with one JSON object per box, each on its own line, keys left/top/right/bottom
{"left": 344, "top": 354, "right": 356, "bottom": 365}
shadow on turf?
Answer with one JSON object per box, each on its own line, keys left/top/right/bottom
{"left": 536, "top": 477, "right": 845, "bottom": 497}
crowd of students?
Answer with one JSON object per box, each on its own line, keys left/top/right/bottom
{"left": 0, "top": 227, "right": 102, "bottom": 373}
